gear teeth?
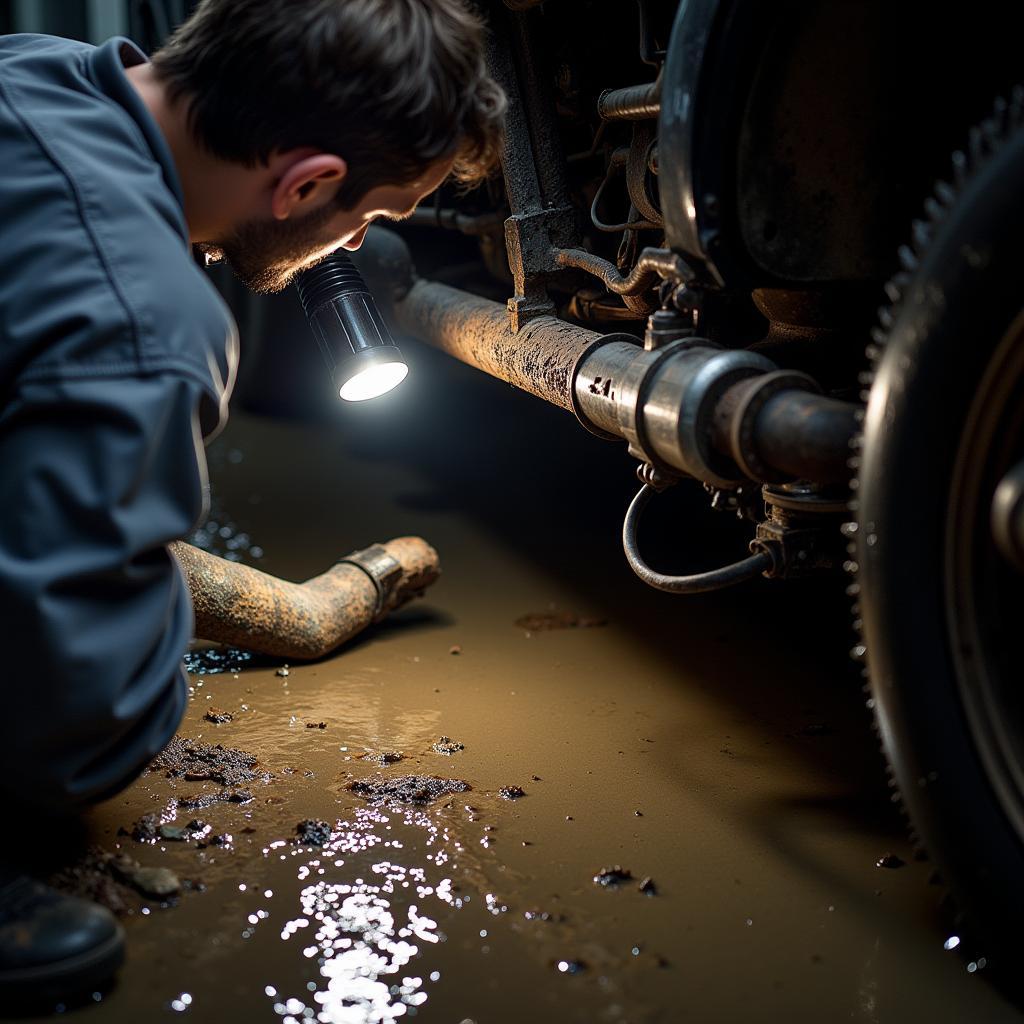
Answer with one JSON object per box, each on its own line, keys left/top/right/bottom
{"left": 934, "top": 180, "right": 956, "bottom": 208}
{"left": 911, "top": 218, "right": 931, "bottom": 251}
{"left": 851, "top": 87, "right": 1024, "bottom": 963}
{"left": 951, "top": 150, "right": 968, "bottom": 187}
{"left": 968, "top": 124, "right": 983, "bottom": 161}
{"left": 884, "top": 273, "right": 909, "bottom": 303}
{"left": 924, "top": 195, "right": 944, "bottom": 222}
{"left": 1011, "top": 85, "right": 1024, "bottom": 124}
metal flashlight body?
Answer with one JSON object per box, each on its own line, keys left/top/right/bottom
{"left": 295, "top": 252, "right": 408, "bottom": 402}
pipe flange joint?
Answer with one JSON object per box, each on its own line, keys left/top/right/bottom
{"left": 672, "top": 349, "right": 776, "bottom": 487}
{"left": 337, "top": 544, "right": 403, "bottom": 621}
{"left": 615, "top": 337, "right": 718, "bottom": 473}
{"left": 730, "top": 369, "right": 820, "bottom": 483}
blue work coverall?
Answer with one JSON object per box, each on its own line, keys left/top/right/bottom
{"left": 0, "top": 35, "right": 238, "bottom": 808}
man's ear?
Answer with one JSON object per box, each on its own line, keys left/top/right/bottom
{"left": 270, "top": 153, "right": 348, "bottom": 220}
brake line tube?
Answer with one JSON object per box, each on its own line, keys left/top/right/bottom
{"left": 622, "top": 484, "right": 774, "bottom": 592}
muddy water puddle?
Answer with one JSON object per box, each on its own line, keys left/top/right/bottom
{"left": 47, "top": 412, "right": 1024, "bottom": 1024}
{"left": 58, "top": 658, "right": 671, "bottom": 1023}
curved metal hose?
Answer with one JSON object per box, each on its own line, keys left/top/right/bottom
{"left": 622, "top": 484, "right": 773, "bottom": 593}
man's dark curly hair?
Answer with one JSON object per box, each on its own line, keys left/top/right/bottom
{"left": 151, "top": 0, "right": 505, "bottom": 208}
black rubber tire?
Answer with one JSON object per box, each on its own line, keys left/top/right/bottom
{"left": 857, "top": 101, "right": 1024, "bottom": 966}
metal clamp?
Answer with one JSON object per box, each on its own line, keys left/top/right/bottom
{"left": 337, "top": 544, "right": 403, "bottom": 620}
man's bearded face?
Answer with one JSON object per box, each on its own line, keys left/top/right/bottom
{"left": 198, "top": 201, "right": 340, "bottom": 294}
{"left": 197, "top": 156, "right": 455, "bottom": 294}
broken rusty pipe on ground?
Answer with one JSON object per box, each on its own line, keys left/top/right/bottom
{"left": 368, "top": 228, "right": 859, "bottom": 487}
{"left": 171, "top": 537, "right": 440, "bottom": 660}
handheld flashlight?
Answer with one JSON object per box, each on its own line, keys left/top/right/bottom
{"left": 295, "top": 252, "right": 408, "bottom": 402}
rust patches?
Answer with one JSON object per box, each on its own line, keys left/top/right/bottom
{"left": 171, "top": 536, "right": 440, "bottom": 660}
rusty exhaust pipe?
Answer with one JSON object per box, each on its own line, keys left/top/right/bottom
{"left": 172, "top": 537, "right": 440, "bottom": 660}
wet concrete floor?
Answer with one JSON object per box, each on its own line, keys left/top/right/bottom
{"left": 24, "top": 342, "right": 1024, "bottom": 1023}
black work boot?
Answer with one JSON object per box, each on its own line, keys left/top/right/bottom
{"left": 0, "top": 873, "right": 124, "bottom": 1003}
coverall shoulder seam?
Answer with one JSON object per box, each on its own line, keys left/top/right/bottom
{"left": 0, "top": 71, "right": 145, "bottom": 367}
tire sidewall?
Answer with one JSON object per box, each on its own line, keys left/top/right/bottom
{"left": 859, "top": 127, "right": 1024, "bottom": 954}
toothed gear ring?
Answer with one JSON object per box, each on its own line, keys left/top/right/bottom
{"left": 856, "top": 87, "right": 1024, "bottom": 966}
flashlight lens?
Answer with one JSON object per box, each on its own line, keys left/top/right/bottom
{"left": 339, "top": 360, "right": 409, "bottom": 402}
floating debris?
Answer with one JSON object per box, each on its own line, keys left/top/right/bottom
{"left": 159, "top": 821, "right": 210, "bottom": 843}
{"left": 204, "top": 707, "right": 233, "bottom": 724}
{"left": 524, "top": 909, "right": 554, "bottom": 922}
{"left": 360, "top": 750, "right": 404, "bottom": 765}
{"left": 347, "top": 774, "right": 471, "bottom": 806}
{"left": 432, "top": 735, "right": 465, "bottom": 755}
{"left": 53, "top": 848, "right": 182, "bottom": 910}
{"left": 449, "top": 644, "right": 462, "bottom": 655}
{"left": 294, "top": 819, "right": 333, "bottom": 846}
{"left": 150, "top": 736, "right": 265, "bottom": 787}
{"left": 638, "top": 876, "right": 658, "bottom": 896}
{"left": 593, "top": 865, "right": 633, "bottom": 888}
{"left": 276, "top": 666, "right": 290, "bottom": 678}
{"left": 178, "top": 791, "right": 229, "bottom": 812}
{"left": 515, "top": 611, "right": 607, "bottom": 632}
{"left": 183, "top": 646, "right": 254, "bottom": 676}
{"left": 126, "top": 814, "right": 160, "bottom": 843}
{"left": 51, "top": 849, "right": 137, "bottom": 916}
{"left": 499, "top": 785, "right": 525, "bottom": 800}
{"left": 156, "top": 825, "right": 187, "bottom": 842}
{"left": 305, "top": 721, "right": 328, "bottom": 730}
{"left": 116, "top": 862, "right": 181, "bottom": 898}
{"left": 125, "top": 811, "right": 215, "bottom": 843}
{"left": 876, "top": 852, "right": 906, "bottom": 869}
{"left": 555, "top": 959, "right": 587, "bottom": 974}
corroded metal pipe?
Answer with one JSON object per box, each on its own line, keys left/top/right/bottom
{"left": 171, "top": 537, "right": 440, "bottom": 660}
{"left": 597, "top": 81, "right": 661, "bottom": 121}
{"left": 392, "top": 278, "right": 601, "bottom": 410}
{"left": 376, "top": 228, "right": 859, "bottom": 486}
{"left": 390, "top": 274, "right": 858, "bottom": 485}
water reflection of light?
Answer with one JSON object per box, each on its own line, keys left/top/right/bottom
{"left": 258, "top": 805, "right": 468, "bottom": 1023}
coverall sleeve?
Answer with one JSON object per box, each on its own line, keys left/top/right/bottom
{"left": 0, "top": 371, "right": 212, "bottom": 809}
